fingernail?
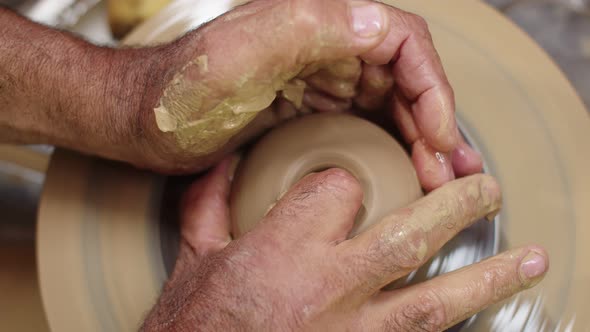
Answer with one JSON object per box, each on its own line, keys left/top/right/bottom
{"left": 351, "top": 1, "right": 384, "bottom": 38}
{"left": 520, "top": 251, "right": 548, "bottom": 285}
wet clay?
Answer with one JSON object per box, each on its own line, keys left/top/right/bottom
{"left": 230, "top": 113, "right": 423, "bottom": 238}
{"left": 36, "top": 0, "right": 590, "bottom": 331}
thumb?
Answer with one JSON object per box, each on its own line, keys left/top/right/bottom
{"left": 153, "top": 0, "right": 390, "bottom": 154}
{"left": 180, "top": 157, "right": 233, "bottom": 255}
{"left": 197, "top": 0, "right": 389, "bottom": 74}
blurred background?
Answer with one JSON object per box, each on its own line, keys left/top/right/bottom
{"left": 0, "top": 0, "right": 588, "bottom": 331}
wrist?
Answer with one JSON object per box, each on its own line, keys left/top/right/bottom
{"left": 0, "top": 9, "right": 188, "bottom": 169}
{"left": 113, "top": 33, "right": 213, "bottom": 172}
{"left": 61, "top": 42, "right": 178, "bottom": 168}
{"left": 93, "top": 46, "right": 165, "bottom": 166}
{"left": 98, "top": 31, "right": 231, "bottom": 173}
{"left": 18, "top": 29, "right": 157, "bottom": 163}
{"left": 108, "top": 43, "right": 189, "bottom": 170}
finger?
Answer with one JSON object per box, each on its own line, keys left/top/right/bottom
{"left": 275, "top": 98, "right": 298, "bottom": 122}
{"left": 323, "top": 57, "right": 363, "bottom": 80}
{"left": 363, "top": 246, "right": 548, "bottom": 331}
{"left": 303, "top": 90, "right": 352, "bottom": 113}
{"left": 181, "top": 157, "right": 233, "bottom": 254}
{"left": 360, "top": 9, "right": 457, "bottom": 152}
{"left": 412, "top": 139, "right": 455, "bottom": 192}
{"left": 305, "top": 72, "right": 358, "bottom": 99}
{"left": 199, "top": 0, "right": 392, "bottom": 86}
{"left": 157, "top": 0, "right": 393, "bottom": 150}
{"left": 393, "top": 89, "right": 481, "bottom": 184}
{"left": 223, "top": 106, "right": 275, "bottom": 146}
{"left": 305, "top": 57, "right": 362, "bottom": 99}
{"left": 290, "top": 0, "right": 391, "bottom": 62}
{"left": 392, "top": 90, "right": 455, "bottom": 191}
{"left": 391, "top": 89, "right": 420, "bottom": 144}
{"left": 262, "top": 169, "right": 363, "bottom": 243}
{"left": 452, "top": 133, "right": 483, "bottom": 178}
{"left": 340, "top": 174, "right": 501, "bottom": 294}
{"left": 355, "top": 63, "right": 394, "bottom": 111}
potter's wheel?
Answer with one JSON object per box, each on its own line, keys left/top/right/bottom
{"left": 36, "top": 0, "right": 590, "bottom": 331}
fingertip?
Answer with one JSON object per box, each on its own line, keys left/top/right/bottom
{"left": 269, "top": 168, "right": 364, "bottom": 241}
{"left": 349, "top": 1, "right": 390, "bottom": 45}
{"left": 181, "top": 158, "right": 234, "bottom": 248}
{"left": 451, "top": 141, "right": 483, "bottom": 177}
{"left": 412, "top": 139, "right": 455, "bottom": 192}
{"left": 303, "top": 168, "right": 364, "bottom": 204}
{"left": 526, "top": 245, "right": 549, "bottom": 261}
{"left": 181, "top": 157, "right": 233, "bottom": 210}
{"left": 519, "top": 245, "right": 550, "bottom": 286}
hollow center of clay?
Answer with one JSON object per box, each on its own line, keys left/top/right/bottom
{"left": 296, "top": 164, "right": 368, "bottom": 229}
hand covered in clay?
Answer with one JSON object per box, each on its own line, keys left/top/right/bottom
{"left": 0, "top": 1, "right": 479, "bottom": 191}
{"left": 134, "top": 0, "right": 482, "bottom": 190}
{"left": 141, "top": 161, "right": 548, "bottom": 331}
{"left": 0, "top": 0, "right": 481, "bottom": 191}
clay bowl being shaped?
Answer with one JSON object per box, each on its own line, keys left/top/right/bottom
{"left": 37, "top": 1, "right": 590, "bottom": 331}
{"left": 230, "top": 112, "right": 496, "bottom": 305}
{"left": 230, "top": 113, "right": 424, "bottom": 238}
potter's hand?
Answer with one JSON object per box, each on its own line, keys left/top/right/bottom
{"left": 142, "top": 162, "right": 548, "bottom": 331}
{"left": 134, "top": 0, "right": 482, "bottom": 190}
{"left": 0, "top": 1, "right": 479, "bottom": 189}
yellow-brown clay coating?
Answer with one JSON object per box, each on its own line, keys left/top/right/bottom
{"left": 154, "top": 54, "right": 306, "bottom": 154}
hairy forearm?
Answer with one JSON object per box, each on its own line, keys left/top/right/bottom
{"left": 0, "top": 6, "right": 280, "bottom": 173}
{"left": 0, "top": 7, "right": 171, "bottom": 164}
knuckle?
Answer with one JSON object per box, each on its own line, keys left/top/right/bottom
{"left": 396, "top": 12, "right": 433, "bottom": 43}
{"left": 280, "top": 0, "right": 326, "bottom": 63}
{"left": 413, "top": 14, "right": 430, "bottom": 31}
{"left": 481, "top": 261, "right": 516, "bottom": 300}
{"left": 404, "top": 12, "right": 429, "bottom": 32}
{"left": 390, "top": 235, "right": 428, "bottom": 270}
{"left": 288, "top": 0, "right": 320, "bottom": 31}
{"left": 219, "top": 242, "right": 261, "bottom": 272}
{"left": 437, "top": 174, "right": 500, "bottom": 225}
{"left": 459, "top": 174, "right": 501, "bottom": 213}
{"left": 388, "top": 291, "right": 447, "bottom": 332}
{"left": 438, "top": 81, "right": 455, "bottom": 104}
{"left": 368, "top": 222, "right": 429, "bottom": 273}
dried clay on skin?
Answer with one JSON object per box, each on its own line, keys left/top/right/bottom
{"left": 154, "top": 54, "right": 308, "bottom": 155}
